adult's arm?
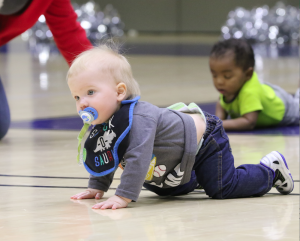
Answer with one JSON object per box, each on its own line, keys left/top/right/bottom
{"left": 44, "top": 0, "right": 92, "bottom": 65}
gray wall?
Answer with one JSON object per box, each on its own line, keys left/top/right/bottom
{"left": 73, "top": 0, "right": 299, "bottom": 33}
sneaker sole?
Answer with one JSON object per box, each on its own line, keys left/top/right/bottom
{"left": 273, "top": 151, "right": 294, "bottom": 195}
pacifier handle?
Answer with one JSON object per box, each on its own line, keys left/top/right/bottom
{"left": 79, "top": 107, "right": 98, "bottom": 124}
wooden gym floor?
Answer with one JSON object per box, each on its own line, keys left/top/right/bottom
{"left": 0, "top": 36, "right": 298, "bottom": 241}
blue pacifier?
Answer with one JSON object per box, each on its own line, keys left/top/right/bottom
{"left": 79, "top": 107, "right": 98, "bottom": 124}
{"left": 77, "top": 107, "right": 98, "bottom": 165}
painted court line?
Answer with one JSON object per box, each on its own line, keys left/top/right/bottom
{"left": 0, "top": 174, "right": 89, "bottom": 179}
{"left": 0, "top": 174, "right": 298, "bottom": 182}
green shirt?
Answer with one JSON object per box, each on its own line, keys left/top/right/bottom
{"left": 219, "top": 72, "right": 285, "bottom": 127}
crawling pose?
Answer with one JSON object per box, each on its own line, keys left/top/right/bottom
{"left": 68, "top": 45, "right": 294, "bottom": 210}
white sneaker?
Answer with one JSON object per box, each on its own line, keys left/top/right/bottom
{"left": 260, "top": 151, "right": 294, "bottom": 195}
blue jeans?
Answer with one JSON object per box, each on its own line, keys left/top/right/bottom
{"left": 0, "top": 77, "right": 10, "bottom": 140}
{"left": 144, "top": 112, "right": 274, "bottom": 198}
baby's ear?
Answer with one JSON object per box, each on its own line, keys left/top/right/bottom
{"left": 245, "top": 67, "right": 254, "bottom": 81}
{"left": 116, "top": 82, "right": 127, "bottom": 101}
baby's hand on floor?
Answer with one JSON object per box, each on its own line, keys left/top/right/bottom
{"left": 92, "top": 195, "right": 131, "bottom": 210}
{"left": 70, "top": 188, "right": 104, "bottom": 200}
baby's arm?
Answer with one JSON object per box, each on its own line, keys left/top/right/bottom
{"left": 222, "top": 111, "right": 259, "bottom": 130}
{"left": 215, "top": 101, "right": 228, "bottom": 120}
{"left": 93, "top": 113, "right": 156, "bottom": 210}
{"left": 71, "top": 171, "right": 115, "bottom": 200}
{"left": 70, "top": 188, "right": 104, "bottom": 200}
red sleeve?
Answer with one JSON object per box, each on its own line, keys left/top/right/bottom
{"left": 44, "top": 0, "right": 92, "bottom": 65}
{"left": 0, "top": 0, "right": 52, "bottom": 46}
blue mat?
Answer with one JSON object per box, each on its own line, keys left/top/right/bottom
{"left": 10, "top": 102, "right": 299, "bottom": 136}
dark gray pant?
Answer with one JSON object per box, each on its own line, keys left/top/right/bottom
{"left": 0, "top": 77, "right": 10, "bottom": 139}
{"left": 266, "top": 82, "right": 299, "bottom": 126}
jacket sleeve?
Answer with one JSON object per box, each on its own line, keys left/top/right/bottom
{"left": 88, "top": 171, "right": 116, "bottom": 192}
{"left": 115, "top": 114, "right": 157, "bottom": 202}
{"left": 44, "top": 0, "right": 92, "bottom": 65}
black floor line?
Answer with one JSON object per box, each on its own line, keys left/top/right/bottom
{"left": 0, "top": 184, "right": 202, "bottom": 193}
{"left": 0, "top": 174, "right": 88, "bottom": 179}
{"left": 0, "top": 174, "right": 120, "bottom": 180}
{"left": 0, "top": 174, "right": 299, "bottom": 183}
{"left": 0, "top": 184, "right": 122, "bottom": 189}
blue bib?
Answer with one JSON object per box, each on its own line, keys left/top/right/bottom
{"left": 82, "top": 96, "right": 140, "bottom": 176}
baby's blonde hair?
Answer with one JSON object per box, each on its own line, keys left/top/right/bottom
{"left": 67, "top": 44, "right": 141, "bottom": 99}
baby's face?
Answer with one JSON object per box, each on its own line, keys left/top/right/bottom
{"left": 209, "top": 52, "right": 250, "bottom": 102}
{"left": 68, "top": 66, "right": 122, "bottom": 125}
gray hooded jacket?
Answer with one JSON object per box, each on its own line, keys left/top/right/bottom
{"left": 88, "top": 101, "right": 198, "bottom": 201}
